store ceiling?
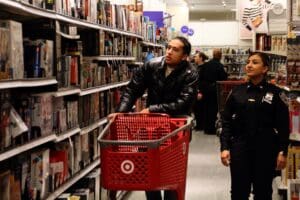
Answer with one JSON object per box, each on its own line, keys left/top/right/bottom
{"left": 165, "top": 0, "right": 237, "bottom": 20}
{"left": 187, "top": 0, "right": 236, "bottom": 11}
{"left": 165, "top": 0, "right": 236, "bottom": 11}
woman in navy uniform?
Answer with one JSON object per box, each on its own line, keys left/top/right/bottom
{"left": 220, "top": 52, "right": 290, "bottom": 200}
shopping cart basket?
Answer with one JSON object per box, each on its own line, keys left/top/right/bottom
{"left": 98, "top": 113, "right": 192, "bottom": 200}
{"left": 217, "top": 80, "right": 245, "bottom": 112}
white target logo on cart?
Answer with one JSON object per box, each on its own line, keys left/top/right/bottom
{"left": 121, "top": 160, "right": 135, "bottom": 174}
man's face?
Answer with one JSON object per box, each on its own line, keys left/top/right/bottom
{"left": 165, "top": 39, "right": 187, "bottom": 67}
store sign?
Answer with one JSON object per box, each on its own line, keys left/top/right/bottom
{"left": 188, "top": 28, "right": 194, "bottom": 36}
{"left": 181, "top": 25, "right": 189, "bottom": 33}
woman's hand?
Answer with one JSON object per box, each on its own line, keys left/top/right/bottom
{"left": 221, "top": 150, "right": 231, "bottom": 167}
{"left": 276, "top": 151, "right": 287, "bottom": 170}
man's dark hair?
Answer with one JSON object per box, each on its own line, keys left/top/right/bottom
{"left": 173, "top": 36, "right": 191, "bottom": 56}
{"left": 196, "top": 52, "right": 208, "bottom": 61}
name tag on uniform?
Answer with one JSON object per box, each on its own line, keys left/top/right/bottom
{"left": 262, "top": 92, "right": 273, "bottom": 104}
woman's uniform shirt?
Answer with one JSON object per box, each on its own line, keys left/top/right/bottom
{"left": 220, "top": 80, "right": 290, "bottom": 155}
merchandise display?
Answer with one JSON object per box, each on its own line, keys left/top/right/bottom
{"left": 0, "top": 0, "right": 297, "bottom": 199}
{"left": 0, "top": 0, "right": 165, "bottom": 199}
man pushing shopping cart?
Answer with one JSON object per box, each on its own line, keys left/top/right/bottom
{"left": 98, "top": 36, "right": 198, "bottom": 200}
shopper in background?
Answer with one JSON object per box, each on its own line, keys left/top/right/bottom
{"left": 220, "top": 52, "right": 290, "bottom": 200}
{"left": 199, "top": 48, "right": 228, "bottom": 134}
{"left": 193, "top": 52, "right": 208, "bottom": 130}
{"left": 111, "top": 36, "right": 198, "bottom": 200}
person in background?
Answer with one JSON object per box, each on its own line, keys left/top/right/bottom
{"left": 112, "top": 36, "right": 198, "bottom": 200}
{"left": 199, "top": 48, "right": 228, "bottom": 134}
{"left": 220, "top": 52, "right": 289, "bottom": 200}
{"left": 193, "top": 52, "right": 208, "bottom": 130}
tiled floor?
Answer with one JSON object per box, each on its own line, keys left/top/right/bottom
{"left": 123, "top": 130, "right": 284, "bottom": 200}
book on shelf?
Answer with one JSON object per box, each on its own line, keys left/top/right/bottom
{"left": 30, "top": 148, "right": 50, "bottom": 199}
{"left": 0, "top": 91, "right": 11, "bottom": 151}
{"left": 10, "top": 107, "right": 29, "bottom": 139}
{"left": 81, "top": 133, "right": 90, "bottom": 167}
{"left": 67, "top": 100, "right": 78, "bottom": 129}
{"left": 74, "top": 134, "right": 82, "bottom": 173}
{"left": 50, "top": 149, "right": 69, "bottom": 189}
{"left": 0, "top": 170, "right": 10, "bottom": 200}
{"left": 0, "top": 20, "right": 24, "bottom": 80}
{"left": 23, "top": 39, "right": 54, "bottom": 78}
{"left": 31, "top": 93, "right": 53, "bottom": 136}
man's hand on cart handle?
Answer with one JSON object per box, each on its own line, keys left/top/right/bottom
{"left": 107, "top": 113, "right": 119, "bottom": 121}
{"left": 276, "top": 151, "right": 287, "bottom": 170}
{"left": 221, "top": 150, "right": 231, "bottom": 167}
{"left": 140, "top": 108, "right": 150, "bottom": 113}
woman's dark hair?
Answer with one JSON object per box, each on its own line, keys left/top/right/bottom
{"left": 196, "top": 52, "right": 208, "bottom": 61}
{"left": 248, "top": 51, "right": 270, "bottom": 67}
{"left": 173, "top": 36, "right": 192, "bottom": 56}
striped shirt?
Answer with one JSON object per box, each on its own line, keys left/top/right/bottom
{"left": 242, "top": 1, "right": 273, "bottom": 27}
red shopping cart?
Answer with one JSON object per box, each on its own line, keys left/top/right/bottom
{"left": 98, "top": 113, "right": 192, "bottom": 200}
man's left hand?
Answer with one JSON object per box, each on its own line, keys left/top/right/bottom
{"left": 276, "top": 152, "right": 287, "bottom": 170}
{"left": 140, "top": 108, "right": 150, "bottom": 113}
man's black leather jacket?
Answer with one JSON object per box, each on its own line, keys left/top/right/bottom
{"left": 116, "top": 56, "right": 199, "bottom": 115}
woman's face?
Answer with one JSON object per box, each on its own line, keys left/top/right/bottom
{"left": 245, "top": 54, "right": 268, "bottom": 79}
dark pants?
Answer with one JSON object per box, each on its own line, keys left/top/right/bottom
{"left": 146, "top": 190, "right": 177, "bottom": 200}
{"left": 194, "top": 100, "right": 204, "bottom": 130}
{"left": 203, "top": 92, "right": 217, "bottom": 134}
{"left": 230, "top": 141, "right": 277, "bottom": 200}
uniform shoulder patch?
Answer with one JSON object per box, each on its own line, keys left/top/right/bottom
{"left": 279, "top": 92, "right": 289, "bottom": 106}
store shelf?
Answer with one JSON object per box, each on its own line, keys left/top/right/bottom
{"left": 80, "top": 81, "right": 129, "bottom": 96}
{"left": 84, "top": 56, "right": 136, "bottom": 61}
{"left": 0, "top": 0, "right": 143, "bottom": 39}
{"left": 141, "top": 41, "right": 165, "bottom": 48}
{"left": 256, "top": 50, "right": 287, "bottom": 57}
{"left": 55, "top": 127, "right": 81, "bottom": 142}
{"left": 223, "top": 54, "right": 249, "bottom": 56}
{"left": 276, "top": 85, "right": 300, "bottom": 92}
{"left": 56, "top": 30, "right": 80, "bottom": 40}
{"left": 45, "top": 159, "right": 100, "bottom": 200}
{"left": 0, "top": 78, "right": 57, "bottom": 89}
{"left": 81, "top": 118, "right": 108, "bottom": 135}
{"left": 53, "top": 88, "right": 81, "bottom": 97}
{"left": 0, "top": 134, "right": 56, "bottom": 162}
{"left": 224, "top": 62, "right": 246, "bottom": 65}
{"left": 0, "top": 0, "right": 56, "bottom": 19}
{"left": 129, "top": 62, "right": 144, "bottom": 65}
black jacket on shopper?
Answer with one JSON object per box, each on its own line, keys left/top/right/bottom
{"left": 198, "top": 58, "right": 228, "bottom": 95}
{"left": 116, "top": 56, "right": 199, "bottom": 115}
{"left": 198, "top": 58, "right": 227, "bottom": 134}
{"left": 220, "top": 80, "right": 290, "bottom": 155}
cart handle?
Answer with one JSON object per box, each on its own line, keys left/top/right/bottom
{"left": 97, "top": 113, "right": 193, "bottom": 148}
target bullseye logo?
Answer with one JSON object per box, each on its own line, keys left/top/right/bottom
{"left": 121, "top": 160, "right": 134, "bottom": 174}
